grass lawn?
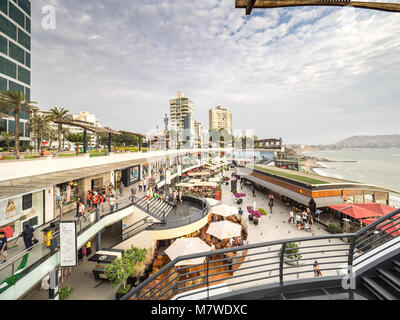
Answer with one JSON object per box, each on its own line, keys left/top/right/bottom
{"left": 59, "top": 153, "right": 77, "bottom": 157}
{"left": 251, "top": 165, "right": 330, "bottom": 185}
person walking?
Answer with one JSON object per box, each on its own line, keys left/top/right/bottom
{"left": 289, "top": 211, "right": 294, "bottom": 224}
{"left": 109, "top": 194, "right": 117, "bottom": 213}
{"left": 269, "top": 199, "right": 274, "bottom": 213}
{"left": 75, "top": 196, "right": 81, "bottom": 218}
{"left": 313, "top": 260, "right": 322, "bottom": 277}
{"left": 85, "top": 240, "right": 92, "bottom": 257}
{"left": 295, "top": 212, "right": 302, "bottom": 229}
{"left": 92, "top": 192, "right": 99, "bottom": 209}
{"left": 86, "top": 191, "right": 92, "bottom": 208}
{"left": 119, "top": 181, "right": 124, "bottom": 196}
{"left": 21, "top": 224, "right": 35, "bottom": 250}
{"left": 130, "top": 185, "right": 137, "bottom": 204}
{"left": 238, "top": 207, "right": 243, "bottom": 216}
{"left": 178, "top": 189, "right": 183, "bottom": 203}
{"left": 0, "top": 232, "right": 8, "bottom": 264}
{"left": 252, "top": 185, "right": 256, "bottom": 198}
{"left": 78, "top": 201, "right": 86, "bottom": 222}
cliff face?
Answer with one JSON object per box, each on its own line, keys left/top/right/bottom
{"left": 335, "top": 135, "right": 400, "bottom": 148}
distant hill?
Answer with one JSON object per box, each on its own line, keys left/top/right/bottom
{"left": 335, "top": 135, "right": 400, "bottom": 148}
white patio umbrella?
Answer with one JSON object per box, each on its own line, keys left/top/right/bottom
{"left": 164, "top": 237, "right": 212, "bottom": 266}
{"left": 207, "top": 221, "right": 242, "bottom": 240}
{"left": 212, "top": 204, "right": 238, "bottom": 217}
{"left": 205, "top": 198, "right": 220, "bottom": 207}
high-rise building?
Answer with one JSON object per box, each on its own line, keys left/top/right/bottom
{"left": 169, "top": 91, "right": 194, "bottom": 145}
{"left": 209, "top": 106, "right": 232, "bottom": 134}
{"left": 0, "top": 0, "right": 31, "bottom": 146}
{"left": 194, "top": 120, "right": 203, "bottom": 146}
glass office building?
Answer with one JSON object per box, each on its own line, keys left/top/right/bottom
{"left": 0, "top": 0, "right": 31, "bottom": 146}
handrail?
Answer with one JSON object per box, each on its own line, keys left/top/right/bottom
{"left": 121, "top": 206, "right": 400, "bottom": 301}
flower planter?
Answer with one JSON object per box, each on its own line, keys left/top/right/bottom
{"left": 248, "top": 215, "right": 254, "bottom": 221}
{"left": 253, "top": 218, "right": 259, "bottom": 225}
{"left": 283, "top": 256, "right": 304, "bottom": 267}
{"left": 236, "top": 199, "right": 243, "bottom": 205}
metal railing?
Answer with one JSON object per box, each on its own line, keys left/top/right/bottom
{"left": 121, "top": 207, "right": 400, "bottom": 300}
{"left": 0, "top": 195, "right": 134, "bottom": 287}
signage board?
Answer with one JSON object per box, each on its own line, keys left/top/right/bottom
{"left": 60, "top": 221, "right": 78, "bottom": 267}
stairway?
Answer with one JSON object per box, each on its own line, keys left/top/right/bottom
{"left": 361, "top": 260, "right": 400, "bottom": 300}
{"left": 135, "top": 197, "right": 175, "bottom": 221}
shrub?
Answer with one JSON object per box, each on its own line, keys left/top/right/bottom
{"left": 284, "top": 242, "right": 302, "bottom": 260}
{"left": 328, "top": 223, "right": 343, "bottom": 234}
{"left": 59, "top": 286, "right": 74, "bottom": 300}
{"left": 259, "top": 208, "right": 267, "bottom": 216}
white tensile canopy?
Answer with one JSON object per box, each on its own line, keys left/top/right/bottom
{"left": 164, "top": 237, "right": 212, "bottom": 266}
{"left": 212, "top": 204, "right": 238, "bottom": 217}
{"left": 207, "top": 221, "right": 242, "bottom": 240}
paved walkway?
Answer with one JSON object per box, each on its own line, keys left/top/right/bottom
{"left": 21, "top": 168, "right": 348, "bottom": 300}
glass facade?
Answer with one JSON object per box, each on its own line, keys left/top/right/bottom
{"left": 0, "top": 0, "right": 31, "bottom": 144}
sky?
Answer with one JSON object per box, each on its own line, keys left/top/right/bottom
{"left": 31, "top": 0, "right": 400, "bottom": 145}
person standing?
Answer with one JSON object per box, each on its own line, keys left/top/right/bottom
{"left": 0, "top": 232, "right": 8, "bottom": 264}
{"left": 289, "top": 211, "right": 294, "bottom": 224}
{"left": 21, "top": 224, "right": 35, "bottom": 250}
{"left": 85, "top": 240, "right": 92, "bottom": 257}
{"left": 178, "top": 189, "right": 183, "bottom": 203}
{"left": 86, "top": 191, "right": 92, "bottom": 208}
{"left": 78, "top": 201, "right": 86, "bottom": 221}
{"left": 313, "top": 261, "right": 322, "bottom": 277}
{"left": 76, "top": 196, "right": 81, "bottom": 218}
{"left": 269, "top": 199, "right": 274, "bottom": 213}
{"left": 238, "top": 207, "right": 243, "bottom": 216}
{"left": 109, "top": 194, "right": 117, "bottom": 212}
{"left": 92, "top": 192, "right": 99, "bottom": 209}
{"left": 252, "top": 185, "right": 256, "bottom": 198}
{"left": 130, "top": 185, "right": 137, "bottom": 204}
{"left": 119, "top": 181, "right": 124, "bottom": 195}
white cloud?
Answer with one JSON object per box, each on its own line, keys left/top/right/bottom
{"left": 30, "top": 0, "right": 400, "bottom": 144}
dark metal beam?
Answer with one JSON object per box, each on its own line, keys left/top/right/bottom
{"left": 246, "top": 0, "right": 257, "bottom": 14}
{"left": 236, "top": 0, "right": 400, "bottom": 13}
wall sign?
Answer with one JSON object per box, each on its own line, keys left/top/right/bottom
{"left": 60, "top": 221, "right": 78, "bottom": 267}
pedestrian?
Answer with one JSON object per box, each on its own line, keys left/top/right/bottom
{"left": 130, "top": 185, "right": 137, "bottom": 204}
{"left": 269, "top": 199, "right": 274, "bottom": 213}
{"left": 78, "top": 201, "right": 86, "bottom": 221}
{"left": 86, "top": 191, "right": 92, "bottom": 208}
{"left": 302, "top": 211, "right": 308, "bottom": 224}
{"left": 313, "top": 260, "right": 322, "bottom": 277}
{"left": 138, "top": 181, "right": 143, "bottom": 192}
{"left": 178, "top": 189, "right": 183, "bottom": 203}
{"left": 119, "top": 181, "right": 124, "bottom": 195}
{"left": 295, "top": 212, "right": 302, "bottom": 229}
{"left": 289, "top": 211, "right": 294, "bottom": 224}
{"left": 238, "top": 207, "right": 243, "bottom": 216}
{"left": 21, "top": 224, "right": 35, "bottom": 250}
{"left": 0, "top": 232, "right": 8, "bottom": 264}
{"left": 92, "top": 192, "right": 99, "bottom": 209}
{"left": 252, "top": 186, "right": 256, "bottom": 198}
{"left": 48, "top": 223, "right": 58, "bottom": 254}
{"left": 109, "top": 194, "right": 116, "bottom": 212}
{"left": 76, "top": 196, "right": 81, "bottom": 218}
{"left": 85, "top": 241, "right": 92, "bottom": 257}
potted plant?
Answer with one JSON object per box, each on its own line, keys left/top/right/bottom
{"left": 282, "top": 242, "right": 303, "bottom": 267}
{"left": 105, "top": 256, "right": 133, "bottom": 300}
{"left": 259, "top": 208, "right": 268, "bottom": 216}
{"left": 252, "top": 210, "right": 262, "bottom": 225}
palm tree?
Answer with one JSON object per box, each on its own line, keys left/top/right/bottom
{"left": 47, "top": 107, "right": 70, "bottom": 153}
{"left": 0, "top": 91, "right": 37, "bottom": 159}
{"left": 66, "top": 133, "right": 92, "bottom": 155}
{"left": 61, "top": 127, "right": 70, "bottom": 151}
{"left": 27, "top": 113, "right": 51, "bottom": 152}
{"left": 46, "top": 128, "right": 58, "bottom": 149}
{"left": 0, "top": 131, "right": 13, "bottom": 152}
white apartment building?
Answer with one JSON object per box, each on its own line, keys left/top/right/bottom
{"left": 209, "top": 106, "right": 232, "bottom": 134}
{"left": 194, "top": 120, "right": 203, "bottom": 146}
{"left": 169, "top": 91, "right": 195, "bottom": 145}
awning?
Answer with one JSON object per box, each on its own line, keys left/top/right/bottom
{"left": 241, "top": 173, "right": 311, "bottom": 206}
{"left": 314, "top": 196, "right": 345, "bottom": 208}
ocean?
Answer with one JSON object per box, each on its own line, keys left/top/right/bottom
{"left": 302, "top": 148, "right": 400, "bottom": 208}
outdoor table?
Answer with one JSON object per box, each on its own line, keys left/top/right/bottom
{"left": 89, "top": 249, "right": 123, "bottom": 280}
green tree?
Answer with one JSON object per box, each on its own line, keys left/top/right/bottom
{"left": 27, "top": 112, "right": 51, "bottom": 152}
{"left": 47, "top": 107, "right": 70, "bottom": 153}
{"left": 66, "top": 133, "right": 92, "bottom": 155}
{"left": 61, "top": 127, "right": 70, "bottom": 151}
{"left": 0, "top": 91, "right": 37, "bottom": 159}
{"left": 0, "top": 131, "right": 13, "bottom": 152}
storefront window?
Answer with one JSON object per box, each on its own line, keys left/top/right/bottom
{"left": 57, "top": 181, "right": 80, "bottom": 205}
{"left": 0, "top": 191, "right": 44, "bottom": 240}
